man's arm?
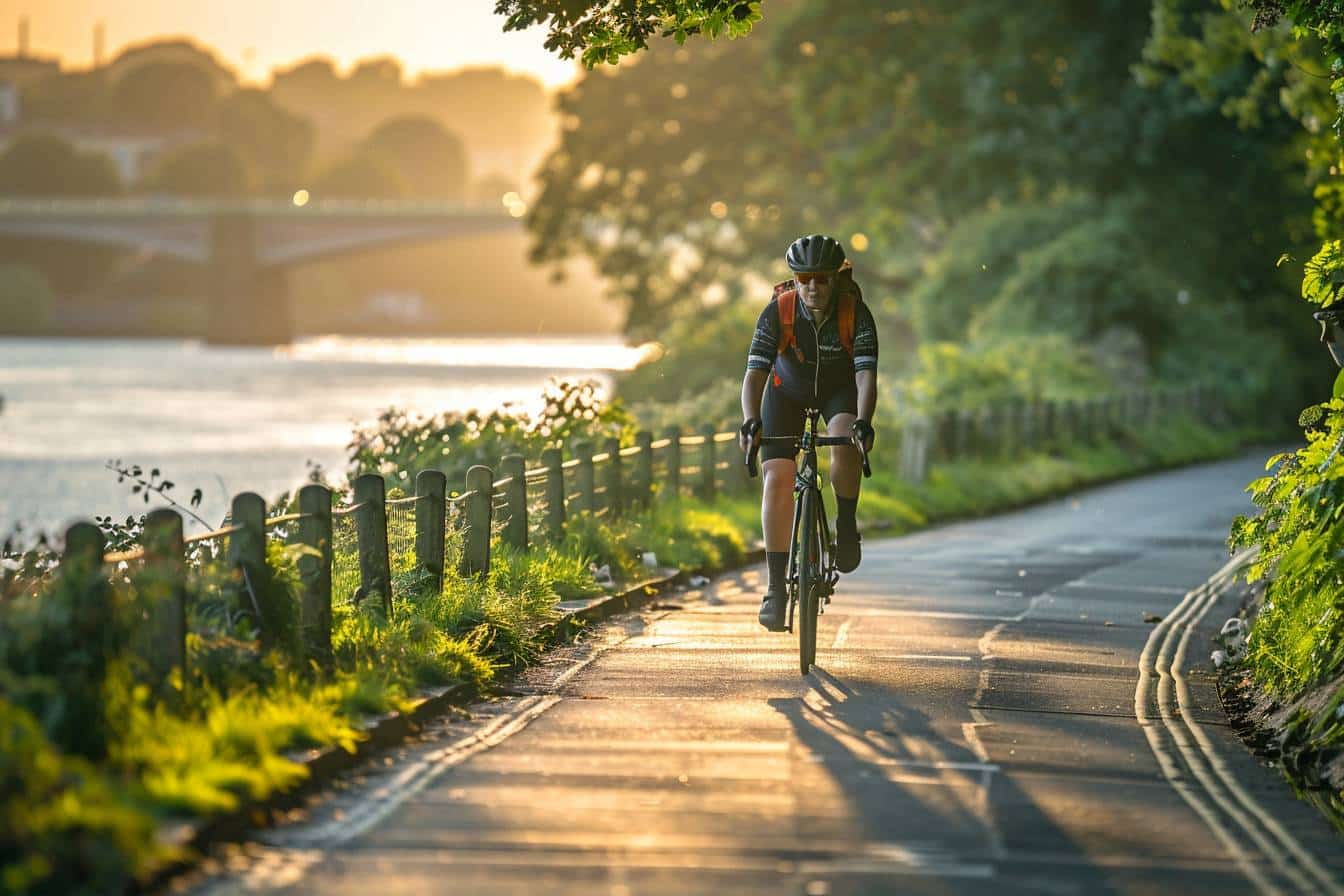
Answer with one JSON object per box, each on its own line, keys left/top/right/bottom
{"left": 855, "top": 368, "right": 877, "bottom": 451}
{"left": 739, "top": 368, "right": 768, "bottom": 454}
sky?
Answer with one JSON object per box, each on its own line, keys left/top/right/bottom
{"left": 0, "top": 0, "right": 584, "bottom": 88}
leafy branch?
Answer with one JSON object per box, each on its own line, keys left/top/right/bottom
{"left": 104, "top": 460, "right": 210, "bottom": 530}
{"left": 494, "top": 0, "right": 761, "bottom": 66}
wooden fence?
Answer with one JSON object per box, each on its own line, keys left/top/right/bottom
{"left": 36, "top": 382, "right": 1222, "bottom": 680}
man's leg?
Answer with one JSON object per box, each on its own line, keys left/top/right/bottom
{"left": 827, "top": 411, "right": 863, "bottom": 572}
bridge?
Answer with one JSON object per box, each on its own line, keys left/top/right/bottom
{"left": 0, "top": 198, "right": 522, "bottom": 344}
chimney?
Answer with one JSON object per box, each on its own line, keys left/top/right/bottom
{"left": 18, "top": 17, "right": 29, "bottom": 57}
{"left": 93, "top": 21, "right": 105, "bottom": 67}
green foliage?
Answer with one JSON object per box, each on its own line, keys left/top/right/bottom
{"left": 312, "top": 151, "right": 406, "bottom": 199}
{"left": 347, "top": 379, "right": 635, "bottom": 484}
{"left": 616, "top": 298, "right": 757, "bottom": 411}
{"left": 0, "top": 133, "right": 123, "bottom": 195}
{"left": 361, "top": 116, "right": 469, "bottom": 200}
{"left": 217, "top": 87, "right": 314, "bottom": 194}
{"left": 0, "top": 699, "right": 169, "bottom": 896}
{"left": 1231, "top": 403, "right": 1344, "bottom": 694}
{"left": 141, "top": 141, "right": 252, "bottom": 197}
{"left": 1303, "top": 239, "right": 1344, "bottom": 308}
{"left": 111, "top": 61, "right": 221, "bottom": 130}
{"left": 0, "top": 561, "right": 129, "bottom": 760}
{"left": 527, "top": 21, "right": 832, "bottom": 338}
{"left": 0, "top": 264, "right": 53, "bottom": 334}
{"left": 900, "top": 337, "right": 1118, "bottom": 417}
{"left": 494, "top": 0, "right": 761, "bottom": 66}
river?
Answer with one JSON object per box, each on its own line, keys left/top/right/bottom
{"left": 0, "top": 336, "right": 651, "bottom": 539}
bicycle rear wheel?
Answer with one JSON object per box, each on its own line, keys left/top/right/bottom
{"left": 798, "top": 487, "right": 820, "bottom": 675}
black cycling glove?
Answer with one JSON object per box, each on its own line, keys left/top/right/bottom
{"left": 852, "top": 419, "right": 875, "bottom": 448}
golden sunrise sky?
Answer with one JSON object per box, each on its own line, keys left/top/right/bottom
{"left": 0, "top": 0, "right": 583, "bottom": 87}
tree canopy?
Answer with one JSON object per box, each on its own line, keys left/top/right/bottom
{"left": 360, "top": 116, "right": 469, "bottom": 200}
{"left": 494, "top": 0, "right": 762, "bottom": 65}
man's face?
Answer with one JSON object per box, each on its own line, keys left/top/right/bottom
{"left": 796, "top": 270, "right": 838, "bottom": 314}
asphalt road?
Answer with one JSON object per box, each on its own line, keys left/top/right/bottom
{"left": 183, "top": 451, "right": 1344, "bottom": 896}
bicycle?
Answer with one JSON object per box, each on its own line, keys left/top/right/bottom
{"left": 746, "top": 409, "right": 871, "bottom": 675}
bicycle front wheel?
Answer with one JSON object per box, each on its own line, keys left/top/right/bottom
{"left": 798, "top": 486, "right": 820, "bottom": 675}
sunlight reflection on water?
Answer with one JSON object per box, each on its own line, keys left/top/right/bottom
{"left": 0, "top": 336, "right": 649, "bottom": 535}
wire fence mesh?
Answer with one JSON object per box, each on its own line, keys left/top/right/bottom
{"left": 525, "top": 474, "right": 550, "bottom": 546}
{"left": 386, "top": 496, "right": 418, "bottom": 583}
{"left": 443, "top": 493, "right": 469, "bottom": 577}
{"left": 331, "top": 506, "right": 360, "bottom": 605}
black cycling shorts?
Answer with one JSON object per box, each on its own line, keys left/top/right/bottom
{"left": 760, "top": 379, "right": 857, "bottom": 462}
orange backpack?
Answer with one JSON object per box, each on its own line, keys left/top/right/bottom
{"left": 772, "top": 261, "right": 861, "bottom": 373}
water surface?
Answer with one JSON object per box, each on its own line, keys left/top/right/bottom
{"left": 0, "top": 336, "right": 647, "bottom": 537}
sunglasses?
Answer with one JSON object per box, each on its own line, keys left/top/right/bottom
{"left": 795, "top": 272, "right": 835, "bottom": 285}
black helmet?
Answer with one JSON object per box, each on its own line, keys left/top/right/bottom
{"left": 785, "top": 234, "right": 846, "bottom": 273}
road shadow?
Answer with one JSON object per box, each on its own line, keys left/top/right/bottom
{"left": 768, "top": 665, "right": 1118, "bottom": 894}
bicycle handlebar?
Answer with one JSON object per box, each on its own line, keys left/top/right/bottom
{"left": 745, "top": 435, "right": 871, "bottom": 479}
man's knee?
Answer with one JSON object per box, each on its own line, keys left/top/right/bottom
{"left": 762, "top": 459, "right": 795, "bottom": 495}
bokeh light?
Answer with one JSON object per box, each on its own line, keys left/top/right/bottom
{"left": 292, "top": 189, "right": 310, "bottom": 207}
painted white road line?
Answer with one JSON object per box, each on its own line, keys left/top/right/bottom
{"left": 1137, "top": 550, "right": 1342, "bottom": 896}
{"left": 1172, "top": 556, "right": 1342, "bottom": 895}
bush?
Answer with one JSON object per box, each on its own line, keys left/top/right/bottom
{"left": 0, "top": 264, "right": 53, "bottom": 334}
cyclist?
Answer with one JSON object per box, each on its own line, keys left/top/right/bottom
{"left": 738, "top": 234, "right": 878, "bottom": 631}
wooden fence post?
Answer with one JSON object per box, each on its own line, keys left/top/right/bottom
{"left": 573, "top": 440, "right": 596, "bottom": 514}
{"left": 664, "top": 427, "right": 682, "bottom": 499}
{"left": 297, "top": 483, "right": 333, "bottom": 667}
{"left": 414, "top": 470, "right": 446, "bottom": 593}
{"left": 635, "top": 430, "right": 653, "bottom": 509}
{"left": 227, "top": 492, "right": 281, "bottom": 647}
{"left": 602, "top": 436, "right": 623, "bottom": 517}
{"left": 352, "top": 475, "right": 392, "bottom": 617}
{"left": 700, "top": 425, "right": 717, "bottom": 500}
{"left": 462, "top": 465, "right": 493, "bottom": 577}
{"left": 141, "top": 508, "right": 186, "bottom": 693}
{"left": 955, "top": 409, "right": 974, "bottom": 459}
{"left": 500, "top": 454, "right": 528, "bottom": 549}
{"left": 59, "top": 522, "right": 114, "bottom": 758}
{"left": 542, "top": 446, "right": 565, "bottom": 541}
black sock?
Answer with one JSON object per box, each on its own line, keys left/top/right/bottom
{"left": 766, "top": 551, "right": 789, "bottom": 592}
{"left": 836, "top": 495, "right": 858, "bottom": 535}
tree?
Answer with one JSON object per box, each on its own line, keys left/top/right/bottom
{"left": 0, "top": 134, "right": 124, "bottom": 293}
{"left": 528, "top": 0, "right": 1316, "bottom": 407}
{"left": 361, "top": 116, "right": 468, "bottom": 199}
{"left": 111, "top": 61, "right": 220, "bottom": 131}
{"left": 140, "top": 142, "right": 251, "bottom": 197}
{"left": 218, "top": 89, "right": 314, "bottom": 194}
{"left": 0, "top": 264, "right": 53, "bottom": 334}
{"left": 495, "top": 0, "right": 762, "bottom": 65}
{"left": 312, "top": 153, "right": 405, "bottom": 199}
{"left": 0, "top": 134, "right": 122, "bottom": 195}
{"left": 22, "top": 71, "right": 110, "bottom": 125}
{"left": 527, "top": 20, "right": 847, "bottom": 339}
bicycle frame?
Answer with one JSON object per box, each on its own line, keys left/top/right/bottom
{"left": 783, "top": 411, "right": 840, "bottom": 633}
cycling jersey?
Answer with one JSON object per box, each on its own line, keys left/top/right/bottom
{"left": 746, "top": 293, "right": 879, "bottom": 404}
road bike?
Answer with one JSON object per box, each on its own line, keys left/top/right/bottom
{"left": 746, "top": 409, "right": 871, "bottom": 675}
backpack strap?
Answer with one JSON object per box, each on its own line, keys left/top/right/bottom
{"left": 837, "top": 291, "right": 856, "bottom": 358}
{"left": 770, "top": 290, "right": 802, "bottom": 387}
